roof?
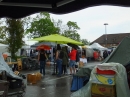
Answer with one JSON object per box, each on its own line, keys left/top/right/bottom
{"left": 1, "top": 0, "right": 130, "bottom": 18}
{"left": 91, "top": 33, "right": 130, "bottom": 44}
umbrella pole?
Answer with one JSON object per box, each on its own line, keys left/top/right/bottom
{"left": 52, "top": 43, "right": 57, "bottom": 75}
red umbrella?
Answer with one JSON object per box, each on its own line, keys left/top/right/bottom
{"left": 36, "top": 45, "right": 51, "bottom": 50}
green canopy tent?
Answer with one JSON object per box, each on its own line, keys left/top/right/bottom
{"left": 31, "top": 34, "right": 83, "bottom": 75}
{"left": 31, "top": 34, "right": 83, "bottom": 45}
{"left": 103, "top": 36, "right": 130, "bottom": 66}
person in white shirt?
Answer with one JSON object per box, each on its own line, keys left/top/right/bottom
{"left": 79, "top": 55, "right": 87, "bottom": 68}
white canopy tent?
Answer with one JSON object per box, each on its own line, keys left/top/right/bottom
{"left": 3, "top": 45, "right": 31, "bottom": 56}
{"left": 90, "top": 43, "right": 108, "bottom": 57}
{"left": 78, "top": 45, "right": 94, "bottom": 58}
{"left": 90, "top": 43, "right": 107, "bottom": 50}
{"left": 0, "top": 43, "right": 8, "bottom": 53}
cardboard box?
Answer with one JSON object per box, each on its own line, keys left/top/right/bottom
{"left": 92, "top": 74, "right": 115, "bottom": 85}
{"left": 92, "top": 94, "right": 116, "bottom": 97}
{"left": 91, "top": 83, "right": 116, "bottom": 96}
{"left": 27, "top": 73, "right": 37, "bottom": 84}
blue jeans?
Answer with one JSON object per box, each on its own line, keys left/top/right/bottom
{"left": 56, "top": 59, "right": 62, "bottom": 76}
{"left": 69, "top": 60, "right": 76, "bottom": 67}
{"left": 40, "top": 61, "right": 46, "bottom": 75}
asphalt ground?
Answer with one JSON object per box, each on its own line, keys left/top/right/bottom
{"left": 21, "top": 61, "right": 100, "bottom": 97}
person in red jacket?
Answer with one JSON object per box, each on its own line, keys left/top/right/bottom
{"left": 69, "top": 47, "right": 77, "bottom": 74}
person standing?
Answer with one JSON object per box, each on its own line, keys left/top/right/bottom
{"left": 30, "top": 49, "right": 33, "bottom": 57}
{"left": 69, "top": 47, "right": 77, "bottom": 75}
{"left": 61, "top": 47, "right": 69, "bottom": 74}
{"left": 75, "top": 49, "right": 80, "bottom": 72}
{"left": 56, "top": 44, "right": 62, "bottom": 77}
{"left": 103, "top": 50, "right": 108, "bottom": 59}
{"left": 64, "top": 46, "right": 69, "bottom": 74}
{"left": 38, "top": 49, "right": 48, "bottom": 76}
{"left": 79, "top": 54, "right": 87, "bottom": 68}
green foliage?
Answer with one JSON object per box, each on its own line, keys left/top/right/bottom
{"left": 26, "top": 12, "right": 59, "bottom": 38}
{"left": 52, "top": 19, "right": 63, "bottom": 34}
{"left": 5, "top": 18, "right": 24, "bottom": 59}
{"left": 67, "top": 21, "right": 80, "bottom": 31}
{"left": 0, "top": 25, "right": 8, "bottom": 44}
{"left": 0, "top": 12, "right": 91, "bottom": 60}
{"left": 25, "top": 12, "right": 86, "bottom": 43}
{"left": 81, "top": 39, "right": 90, "bottom": 45}
{"left": 62, "top": 21, "right": 81, "bottom": 41}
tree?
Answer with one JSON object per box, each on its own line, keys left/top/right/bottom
{"left": 62, "top": 21, "right": 81, "bottom": 41}
{"left": 52, "top": 19, "right": 62, "bottom": 34}
{"left": 67, "top": 21, "right": 80, "bottom": 31}
{"left": 5, "top": 18, "right": 24, "bottom": 59}
{"left": 0, "top": 19, "right": 8, "bottom": 44}
{"left": 25, "top": 12, "right": 59, "bottom": 39}
{"left": 81, "top": 39, "right": 90, "bottom": 45}
{"left": 0, "top": 25, "right": 8, "bottom": 44}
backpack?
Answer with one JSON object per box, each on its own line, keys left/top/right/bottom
{"left": 59, "top": 51, "right": 64, "bottom": 59}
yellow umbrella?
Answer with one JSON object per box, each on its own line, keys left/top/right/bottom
{"left": 31, "top": 34, "right": 83, "bottom": 45}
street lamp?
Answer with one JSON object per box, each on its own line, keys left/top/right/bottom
{"left": 104, "top": 23, "right": 108, "bottom": 47}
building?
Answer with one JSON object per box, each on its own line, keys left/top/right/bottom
{"left": 91, "top": 33, "right": 130, "bottom": 47}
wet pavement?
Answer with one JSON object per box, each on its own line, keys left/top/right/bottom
{"left": 21, "top": 61, "right": 100, "bottom": 97}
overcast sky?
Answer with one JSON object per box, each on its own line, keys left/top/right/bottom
{"left": 26, "top": 5, "right": 130, "bottom": 45}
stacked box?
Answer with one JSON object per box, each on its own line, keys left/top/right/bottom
{"left": 91, "top": 65, "right": 116, "bottom": 97}
{"left": 91, "top": 83, "right": 116, "bottom": 97}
